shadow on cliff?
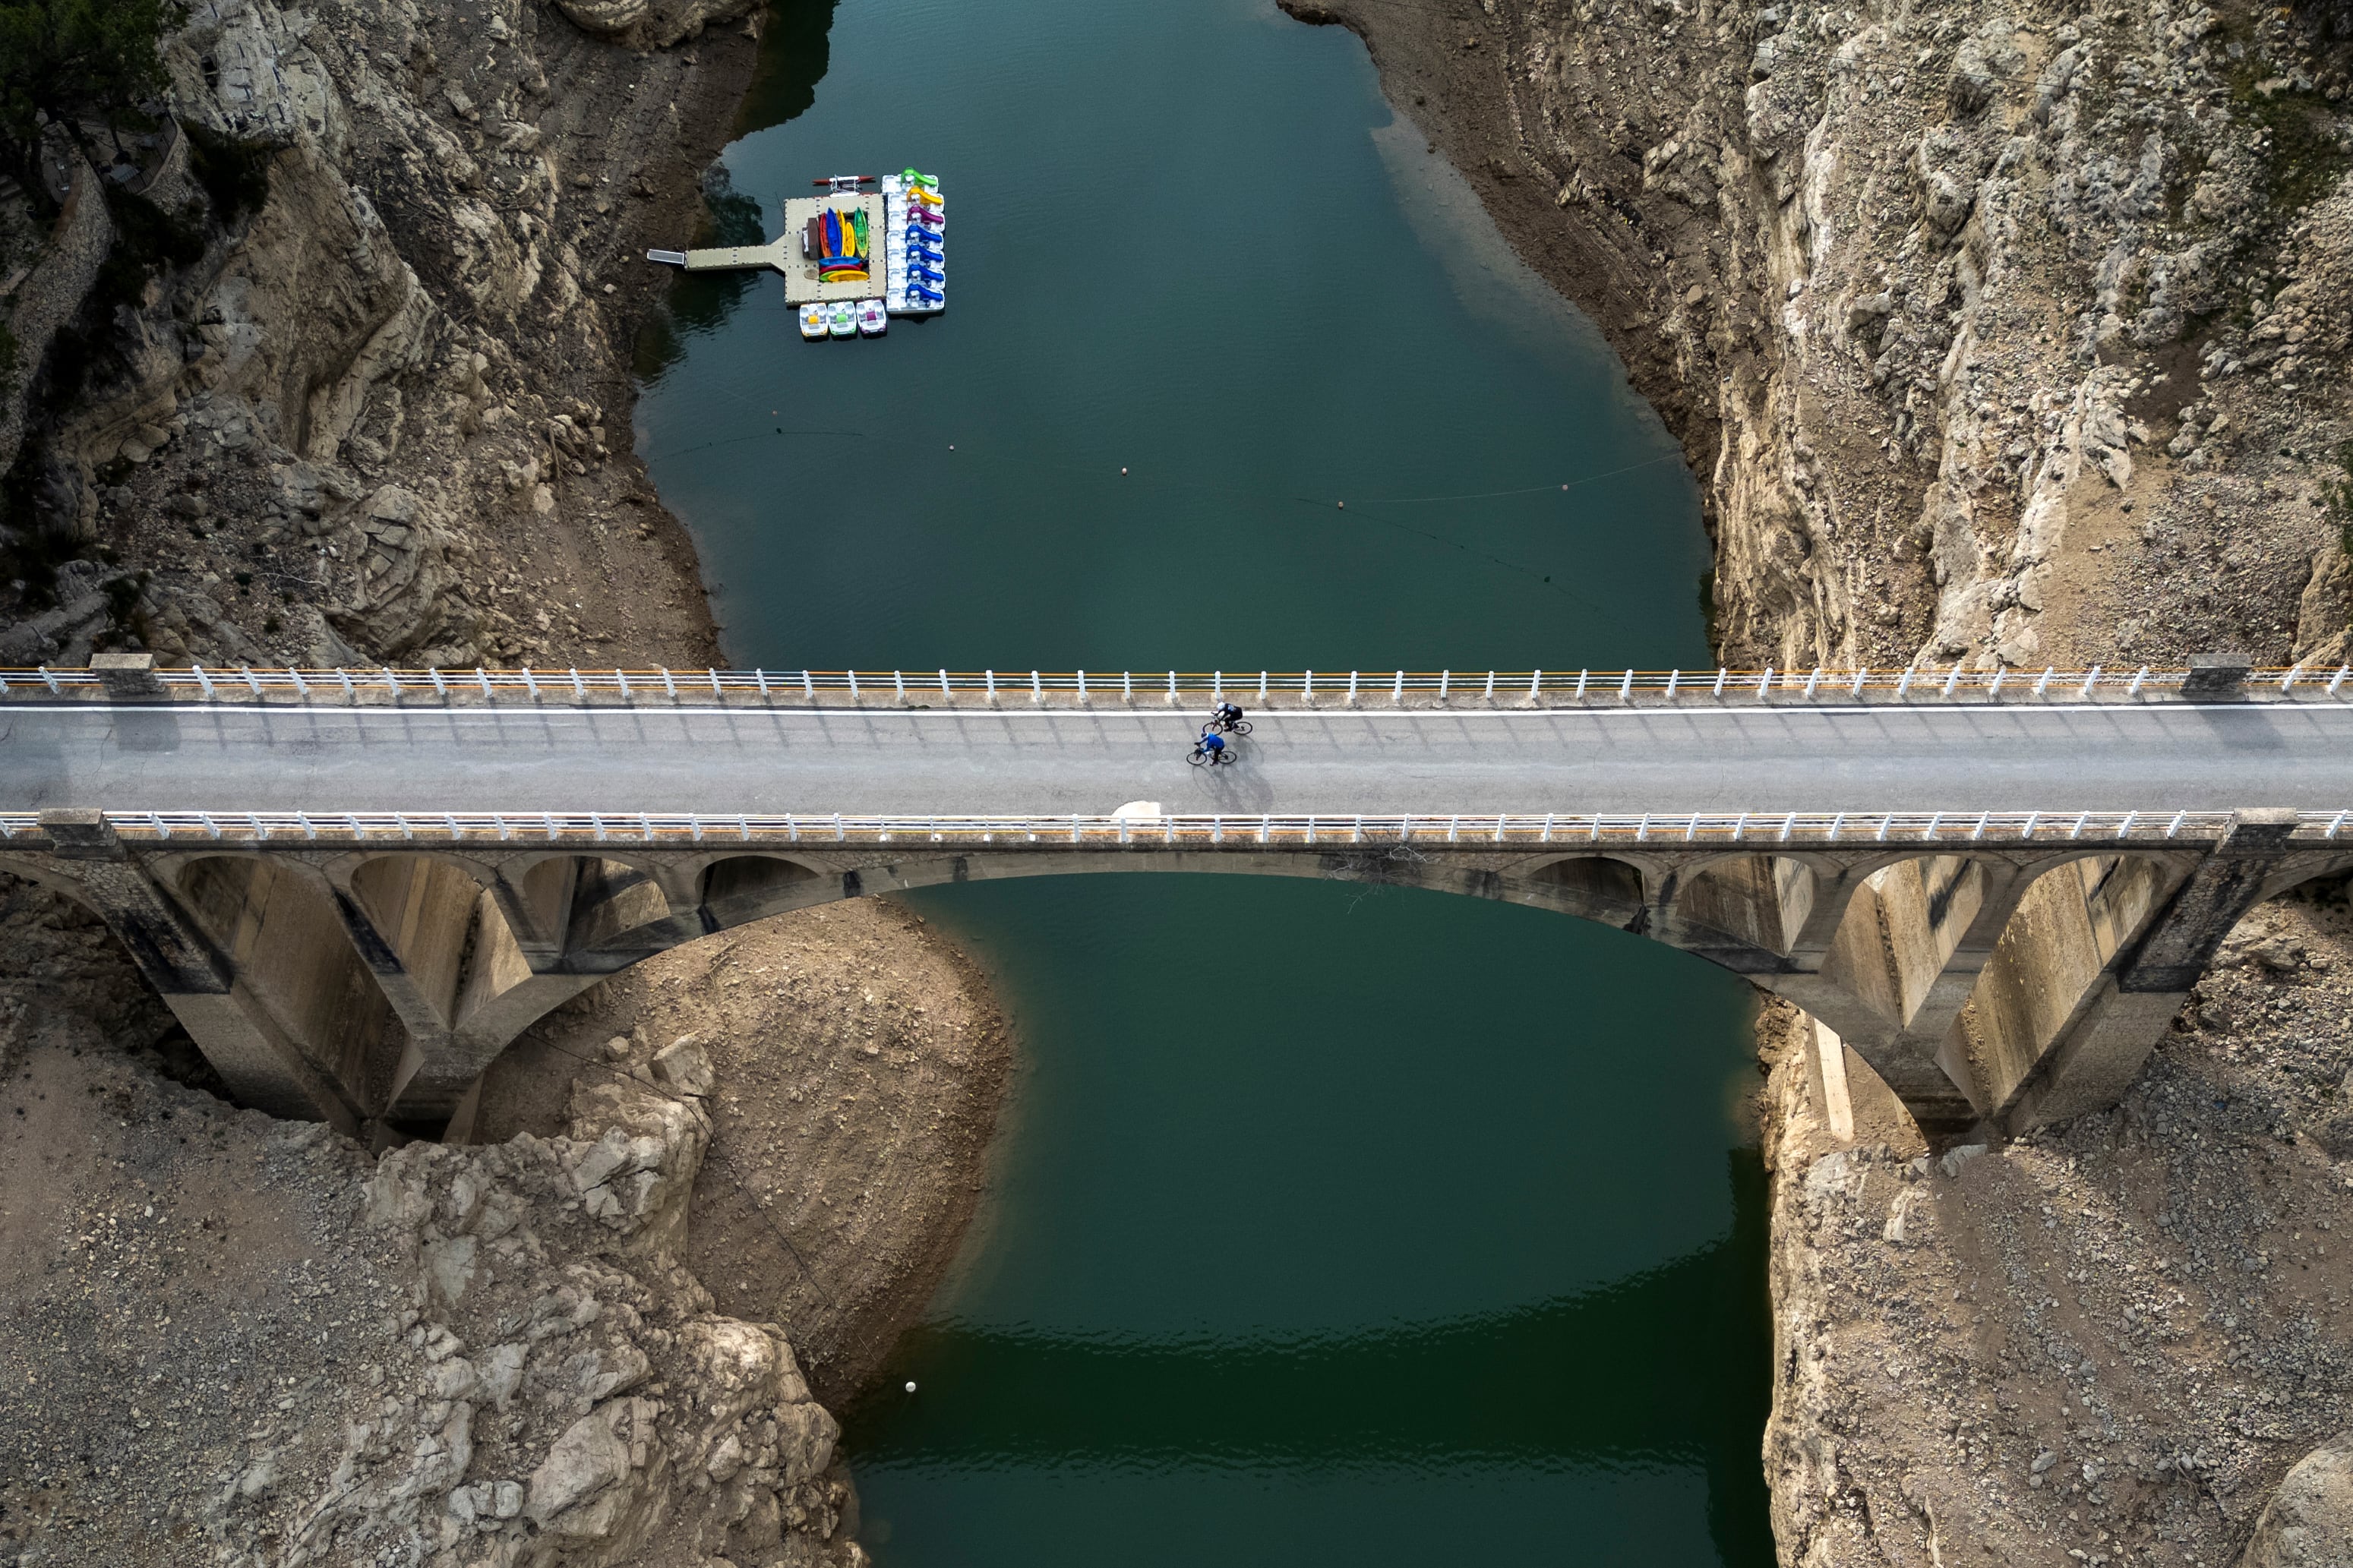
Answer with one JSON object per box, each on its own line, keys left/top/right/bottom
{"left": 632, "top": 0, "right": 839, "bottom": 384}
{"left": 733, "top": 0, "right": 841, "bottom": 137}
{"left": 843, "top": 1150, "right": 1777, "bottom": 1566}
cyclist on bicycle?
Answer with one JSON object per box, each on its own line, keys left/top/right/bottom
{"left": 1199, "top": 729, "right": 1227, "bottom": 761}
{"left": 1209, "top": 699, "right": 1244, "bottom": 733}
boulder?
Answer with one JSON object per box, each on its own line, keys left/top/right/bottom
{"left": 2240, "top": 1431, "right": 2353, "bottom": 1566}
{"left": 554, "top": 0, "right": 649, "bottom": 35}
{"left": 527, "top": 1401, "right": 635, "bottom": 1525}
{"left": 653, "top": 1034, "right": 716, "bottom": 1097}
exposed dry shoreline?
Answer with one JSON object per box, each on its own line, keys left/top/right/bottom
{"left": 477, "top": 901, "right": 1013, "bottom": 1408}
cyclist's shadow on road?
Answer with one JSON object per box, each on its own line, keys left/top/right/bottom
{"left": 1175, "top": 746, "right": 1277, "bottom": 812}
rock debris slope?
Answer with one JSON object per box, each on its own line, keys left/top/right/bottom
{"left": 0, "top": 873, "right": 1010, "bottom": 1568}
{"left": 0, "top": 983, "right": 870, "bottom": 1568}
{"left": 1758, "top": 885, "right": 2353, "bottom": 1566}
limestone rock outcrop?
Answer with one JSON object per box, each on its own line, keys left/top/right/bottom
{"left": 294, "top": 1071, "right": 870, "bottom": 1568}
{"left": 0, "top": 0, "right": 738, "bottom": 669}
{"left": 0, "top": 939, "right": 874, "bottom": 1568}
{"left": 554, "top": 0, "right": 653, "bottom": 38}
{"left": 554, "top": 0, "right": 758, "bottom": 48}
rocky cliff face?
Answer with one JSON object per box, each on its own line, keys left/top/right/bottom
{"left": 0, "top": 10, "right": 1030, "bottom": 1564}
{"left": 0, "top": 0, "right": 759, "bottom": 668}
{"left": 1287, "top": 0, "right": 2353, "bottom": 674}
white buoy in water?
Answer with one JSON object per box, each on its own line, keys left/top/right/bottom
{"left": 905, "top": 1380, "right": 918, "bottom": 1394}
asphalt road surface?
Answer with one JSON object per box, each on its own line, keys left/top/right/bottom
{"left": 2, "top": 699, "right": 2348, "bottom": 818}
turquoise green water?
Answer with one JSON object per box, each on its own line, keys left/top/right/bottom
{"left": 634, "top": 0, "right": 1773, "bottom": 1560}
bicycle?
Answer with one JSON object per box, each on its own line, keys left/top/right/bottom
{"left": 1204, "top": 718, "right": 1252, "bottom": 737}
{"left": 1187, "top": 738, "right": 1237, "bottom": 766}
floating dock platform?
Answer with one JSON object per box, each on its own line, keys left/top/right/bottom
{"left": 646, "top": 172, "right": 944, "bottom": 336}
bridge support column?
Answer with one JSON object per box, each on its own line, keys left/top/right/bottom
{"left": 2003, "top": 809, "right": 2301, "bottom": 1130}
{"left": 1761, "top": 861, "right": 1973, "bottom": 1129}
{"left": 1767, "top": 978, "right": 1976, "bottom": 1130}
{"left": 89, "top": 651, "right": 166, "bottom": 701}
{"left": 329, "top": 854, "right": 622, "bottom": 1119}
{"left": 35, "top": 812, "right": 364, "bottom": 1130}
{"left": 487, "top": 859, "right": 578, "bottom": 964}
{"left": 1902, "top": 862, "right": 2035, "bottom": 1052}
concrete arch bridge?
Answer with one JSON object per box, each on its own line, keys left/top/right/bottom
{"left": 2, "top": 657, "right": 2349, "bottom": 1144}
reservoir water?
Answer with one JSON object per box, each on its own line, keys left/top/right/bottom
{"left": 634, "top": 0, "right": 1774, "bottom": 1561}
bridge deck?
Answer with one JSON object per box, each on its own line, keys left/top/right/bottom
{"left": 5, "top": 700, "right": 2350, "bottom": 819}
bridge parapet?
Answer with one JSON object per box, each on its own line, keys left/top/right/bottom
{"left": 0, "top": 660, "right": 2341, "bottom": 710}
{"left": 7, "top": 807, "right": 2346, "bottom": 853}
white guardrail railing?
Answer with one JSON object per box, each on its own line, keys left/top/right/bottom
{"left": 7, "top": 809, "right": 2350, "bottom": 850}
{"left": 5, "top": 664, "right": 2352, "bottom": 706}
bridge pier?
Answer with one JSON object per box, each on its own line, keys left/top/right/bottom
{"left": 27, "top": 812, "right": 368, "bottom": 1129}
{"left": 1997, "top": 810, "right": 2303, "bottom": 1130}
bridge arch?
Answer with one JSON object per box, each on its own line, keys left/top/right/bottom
{"left": 30, "top": 820, "right": 2310, "bottom": 1141}
{"left": 522, "top": 845, "right": 1801, "bottom": 992}
{"left": 696, "top": 854, "right": 832, "bottom": 929}
{"left": 2256, "top": 851, "right": 2353, "bottom": 904}
{"left": 368, "top": 849, "right": 700, "bottom": 961}
{"left": 1663, "top": 853, "right": 1817, "bottom": 958}
{"left": 1938, "top": 850, "right": 2199, "bottom": 1122}
{"left": 238, "top": 843, "right": 2197, "bottom": 1133}
{"left": 1518, "top": 853, "right": 1647, "bottom": 915}
{"left": 0, "top": 851, "right": 109, "bottom": 910}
